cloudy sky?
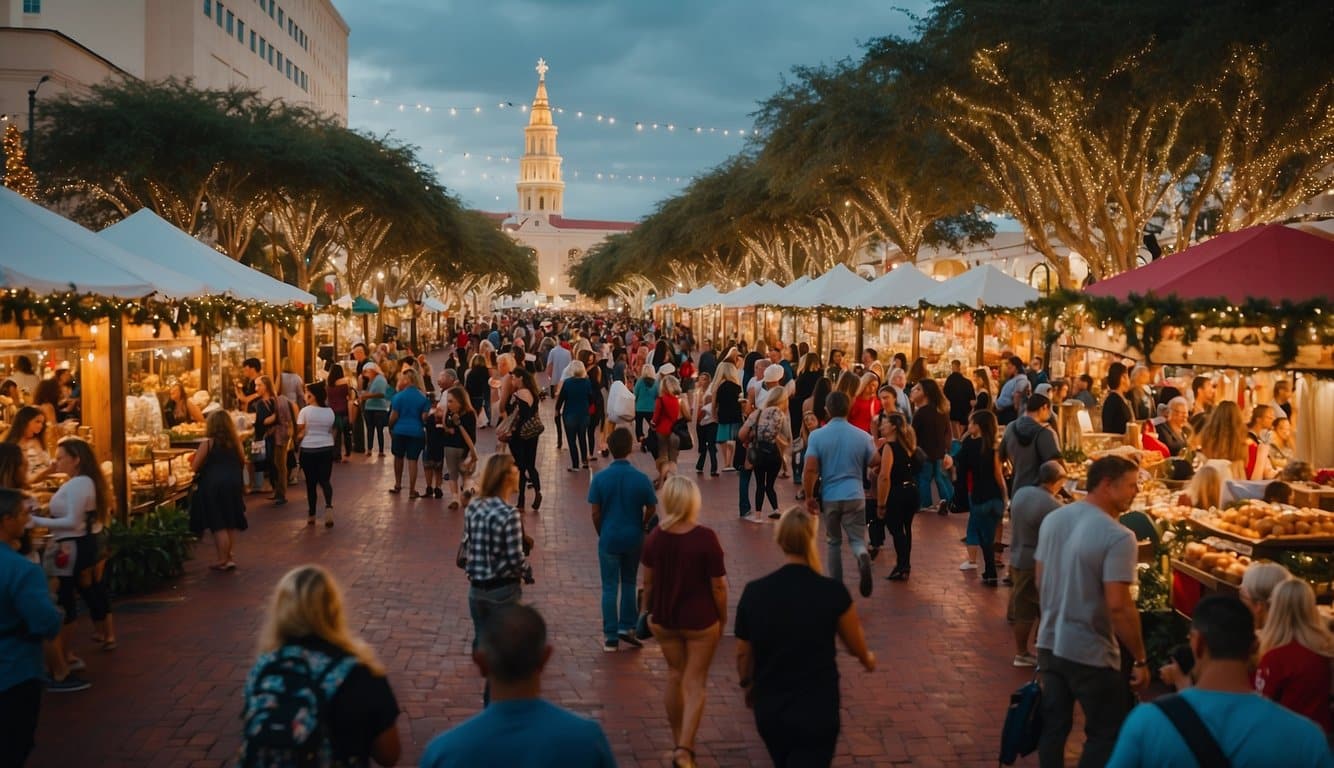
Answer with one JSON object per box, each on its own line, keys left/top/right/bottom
{"left": 338, "top": 0, "right": 931, "bottom": 221}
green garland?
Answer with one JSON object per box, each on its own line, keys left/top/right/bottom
{"left": 0, "top": 289, "right": 309, "bottom": 338}
{"left": 1032, "top": 289, "right": 1334, "bottom": 368}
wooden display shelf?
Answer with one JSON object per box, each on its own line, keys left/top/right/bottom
{"left": 1170, "top": 558, "right": 1240, "bottom": 593}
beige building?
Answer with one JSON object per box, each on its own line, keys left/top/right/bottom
{"left": 495, "top": 59, "right": 635, "bottom": 304}
{"left": 0, "top": 0, "right": 348, "bottom": 130}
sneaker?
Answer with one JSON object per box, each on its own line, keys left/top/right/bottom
{"left": 65, "top": 657, "right": 86, "bottom": 673}
{"left": 959, "top": 561, "right": 978, "bottom": 571}
{"left": 742, "top": 513, "right": 764, "bottom": 524}
{"left": 1012, "top": 654, "right": 1037, "bottom": 668}
{"left": 617, "top": 631, "right": 643, "bottom": 649}
{"left": 323, "top": 507, "right": 334, "bottom": 528}
{"left": 767, "top": 511, "right": 781, "bottom": 520}
{"left": 857, "top": 552, "right": 873, "bottom": 597}
{"left": 603, "top": 640, "right": 618, "bottom": 653}
{"left": 1002, "top": 575, "right": 1014, "bottom": 586}
{"left": 47, "top": 675, "right": 91, "bottom": 693}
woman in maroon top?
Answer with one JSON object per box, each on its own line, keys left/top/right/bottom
{"left": 651, "top": 375, "right": 684, "bottom": 488}
{"left": 1256, "top": 578, "right": 1334, "bottom": 734}
{"left": 326, "top": 365, "right": 353, "bottom": 461}
{"left": 642, "top": 475, "right": 726, "bottom": 768}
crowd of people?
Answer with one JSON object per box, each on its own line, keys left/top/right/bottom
{"left": 2, "top": 310, "right": 1332, "bottom": 768}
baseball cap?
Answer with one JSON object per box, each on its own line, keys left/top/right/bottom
{"left": 763, "top": 365, "right": 784, "bottom": 384}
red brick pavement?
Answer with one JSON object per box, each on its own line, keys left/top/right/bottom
{"left": 31, "top": 362, "right": 1079, "bottom": 767}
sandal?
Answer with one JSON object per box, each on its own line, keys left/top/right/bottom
{"left": 409, "top": 490, "right": 422, "bottom": 499}
{"left": 388, "top": 486, "right": 402, "bottom": 494}
{"left": 672, "top": 746, "right": 696, "bottom": 768}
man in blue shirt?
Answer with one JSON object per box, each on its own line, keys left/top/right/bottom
{"left": 802, "top": 391, "right": 878, "bottom": 598}
{"left": 588, "top": 428, "right": 657, "bottom": 652}
{"left": 420, "top": 604, "right": 616, "bottom": 768}
{"left": 0, "top": 489, "right": 65, "bottom": 765}
{"left": 1107, "top": 594, "right": 1333, "bottom": 768}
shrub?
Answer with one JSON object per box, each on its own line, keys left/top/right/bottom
{"left": 106, "top": 505, "right": 194, "bottom": 596}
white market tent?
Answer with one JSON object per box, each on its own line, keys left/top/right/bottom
{"left": 422, "top": 296, "right": 448, "bottom": 313}
{"left": 0, "top": 186, "right": 202, "bottom": 297}
{"left": 719, "top": 281, "right": 764, "bottom": 308}
{"left": 851, "top": 264, "right": 937, "bottom": 309}
{"left": 783, "top": 264, "right": 870, "bottom": 309}
{"left": 922, "top": 264, "right": 1038, "bottom": 309}
{"left": 99, "top": 209, "right": 315, "bottom": 304}
{"left": 676, "top": 283, "right": 724, "bottom": 309}
{"left": 746, "top": 281, "right": 789, "bottom": 307}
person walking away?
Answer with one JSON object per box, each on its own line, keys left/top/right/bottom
{"left": 506, "top": 368, "right": 544, "bottom": 513}
{"left": 641, "top": 476, "right": 726, "bottom": 768}
{"left": 263, "top": 377, "right": 297, "bottom": 505}
{"left": 188, "top": 411, "right": 249, "bottom": 571}
{"left": 325, "top": 365, "right": 353, "bottom": 461}
{"left": 650, "top": 374, "right": 685, "bottom": 488}
{"left": 954, "top": 410, "right": 1007, "bottom": 584}
{"left": 464, "top": 355, "right": 492, "bottom": 428}
{"left": 388, "top": 368, "right": 431, "bottom": 499}
{"left": 239, "top": 565, "right": 400, "bottom": 767}
{"left": 555, "top": 360, "right": 594, "bottom": 471}
{"left": 360, "top": 362, "right": 391, "bottom": 456}
{"left": 693, "top": 371, "right": 718, "bottom": 476}
{"left": 740, "top": 387, "right": 791, "bottom": 522}
{"left": 1000, "top": 393, "right": 1063, "bottom": 491}
{"left": 1101, "top": 362, "right": 1134, "bottom": 435}
{"left": 633, "top": 365, "right": 659, "bottom": 442}
{"left": 911, "top": 379, "right": 955, "bottom": 514}
{"left": 875, "top": 413, "right": 920, "bottom": 583}
{"left": 461, "top": 454, "right": 530, "bottom": 705}
{"left": 1255, "top": 578, "right": 1334, "bottom": 735}
{"left": 1007, "top": 460, "right": 1066, "bottom": 667}
{"left": 735, "top": 506, "right": 875, "bottom": 767}
{"left": 295, "top": 382, "right": 337, "bottom": 528}
{"left": 1106, "top": 594, "right": 1333, "bottom": 768}
{"left": 0, "top": 488, "right": 64, "bottom": 763}
{"left": 438, "top": 387, "right": 479, "bottom": 508}
{"left": 589, "top": 427, "right": 658, "bottom": 652}
{"left": 32, "top": 438, "right": 115, "bottom": 683}
{"left": 420, "top": 604, "right": 615, "bottom": 767}
{"left": 803, "top": 391, "right": 877, "bottom": 598}
{"left": 1034, "top": 455, "right": 1148, "bottom": 767}
{"left": 711, "top": 362, "right": 744, "bottom": 475}
{"left": 943, "top": 359, "right": 976, "bottom": 440}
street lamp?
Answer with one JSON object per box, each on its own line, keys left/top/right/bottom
{"left": 27, "top": 75, "right": 50, "bottom": 165}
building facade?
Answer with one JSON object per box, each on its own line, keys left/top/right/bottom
{"left": 0, "top": 0, "right": 348, "bottom": 130}
{"left": 495, "top": 59, "right": 635, "bottom": 304}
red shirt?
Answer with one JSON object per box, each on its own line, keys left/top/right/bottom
{"left": 653, "top": 395, "right": 681, "bottom": 436}
{"left": 641, "top": 525, "right": 726, "bottom": 630}
{"left": 1256, "top": 641, "right": 1334, "bottom": 733}
{"left": 848, "top": 395, "right": 880, "bottom": 434}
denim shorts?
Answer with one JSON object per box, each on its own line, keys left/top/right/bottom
{"left": 391, "top": 433, "right": 425, "bottom": 460}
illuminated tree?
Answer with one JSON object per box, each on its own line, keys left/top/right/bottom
{"left": 1, "top": 123, "right": 38, "bottom": 199}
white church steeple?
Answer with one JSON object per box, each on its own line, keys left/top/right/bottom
{"left": 516, "top": 57, "right": 565, "bottom": 217}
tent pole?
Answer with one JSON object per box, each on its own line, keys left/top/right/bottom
{"left": 109, "top": 318, "right": 129, "bottom": 524}
{"left": 855, "top": 312, "right": 865, "bottom": 362}
{"left": 975, "top": 312, "right": 986, "bottom": 368}
{"left": 817, "top": 311, "right": 824, "bottom": 356}
{"left": 911, "top": 309, "right": 922, "bottom": 362}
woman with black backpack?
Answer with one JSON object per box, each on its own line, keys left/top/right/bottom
{"left": 739, "top": 387, "right": 792, "bottom": 523}
{"left": 239, "top": 565, "right": 401, "bottom": 767}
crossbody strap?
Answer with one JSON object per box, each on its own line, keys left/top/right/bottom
{"left": 1152, "top": 695, "right": 1231, "bottom": 768}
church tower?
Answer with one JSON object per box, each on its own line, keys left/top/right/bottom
{"left": 516, "top": 58, "right": 565, "bottom": 218}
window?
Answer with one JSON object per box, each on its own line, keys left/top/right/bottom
{"left": 259, "top": 37, "right": 266, "bottom": 56}
{"left": 250, "top": 29, "right": 256, "bottom": 51}
{"left": 23, "top": 0, "right": 41, "bottom": 12}
{"left": 216, "top": 3, "right": 224, "bottom": 27}
{"left": 285, "top": 60, "right": 291, "bottom": 78}
{"left": 203, "top": 0, "right": 211, "bottom": 17}
{"left": 226, "top": 10, "right": 233, "bottom": 34}
{"left": 539, "top": 196, "right": 545, "bottom": 211}
{"left": 269, "top": 2, "right": 275, "bottom": 18}
{"left": 237, "top": 19, "right": 244, "bottom": 42}
{"left": 268, "top": 46, "right": 274, "bottom": 65}
{"left": 278, "top": 7, "right": 284, "bottom": 26}
{"left": 276, "top": 51, "right": 283, "bottom": 71}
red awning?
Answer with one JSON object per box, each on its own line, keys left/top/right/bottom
{"left": 1084, "top": 224, "right": 1334, "bottom": 303}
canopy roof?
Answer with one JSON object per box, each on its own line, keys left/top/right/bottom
{"left": 717, "top": 281, "right": 761, "bottom": 308}
{"left": 100, "top": 209, "right": 314, "bottom": 304}
{"left": 747, "top": 281, "right": 789, "bottom": 306}
{"left": 0, "top": 186, "right": 200, "bottom": 298}
{"left": 351, "top": 296, "right": 379, "bottom": 314}
{"left": 1085, "top": 224, "right": 1334, "bottom": 304}
{"left": 783, "top": 264, "right": 869, "bottom": 309}
{"left": 422, "top": 296, "right": 448, "bottom": 313}
{"left": 676, "top": 283, "right": 723, "bottom": 309}
{"left": 922, "top": 264, "right": 1037, "bottom": 309}
{"left": 851, "top": 264, "right": 937, "bottom": 309}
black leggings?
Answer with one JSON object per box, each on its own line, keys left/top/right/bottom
{"left": 754, "top": 463, "right": 780, "bottom": 512}
{"left": 634, "top": 411, "right": 653, "bottom": 440}
{"left": 695, "top": 423, "right": 718, "bottom": 473}
{"left": 301, "top": 447, "right": 335, "bottom": 516}
{"left": 364, "top": 410, "right": 388, "bottom": 453}
{"left": 511, "top": 436, "right": 541, "bottom": 508}
{"left": 56, "top": 534, "right": 110, "bottom": 624}
{"left": 883, "top": 484, "right": 919, "bottom": 571}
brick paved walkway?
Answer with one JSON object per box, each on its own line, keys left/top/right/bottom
{"left": 33, "top": 357, "right": 1074, "bottom": 767}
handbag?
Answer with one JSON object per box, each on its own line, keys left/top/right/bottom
{"left": 673, "top": 417, "right": 693, "bottom": 451}
{"left": 998, "top": 676, "right": 1043, "bottom": 765}
{"left": 455, "top": 535, "right": 469, "bottom": 570}
{"left": 495, "top": 410, "right": 519, "bottom": 442}
{"left": 518, "top": 413, "right": 545, "bottom": 440}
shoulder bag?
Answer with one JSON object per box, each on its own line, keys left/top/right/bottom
{"left": 1152, "top": 694, "right": 1231, "bottom": 768}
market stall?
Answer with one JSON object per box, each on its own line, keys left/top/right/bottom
{"left": 921, "top": 264, "right": 1039, "bottom": 367}
{"left": 852, "top": 264, "right": 937, "bottom": 362}
{"left": 778, "top": 264, "right": 870, "bottom": 356}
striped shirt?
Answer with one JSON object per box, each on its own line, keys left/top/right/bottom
{"left": 463, "top": 496, "right": 525, "bottom": 583}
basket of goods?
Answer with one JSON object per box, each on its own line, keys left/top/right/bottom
{"left": 1190, "top": 502, "right": 1334, "bottom": 545}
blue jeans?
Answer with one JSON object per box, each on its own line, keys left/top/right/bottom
{"left": 967, "top": 498, "right": 1005, "bottom": 579}
{"left": 917, "top": 458, "right": 954, "bottom": 509}
{"left": 564, "top": 415, "right": 590, "bottom": 468}
{"left": 468, "top": 580, "right": 522, "bottom": 706}
{"left": 738, "top": 466, "right": 753, "bottom": 515}
{"left": 822, "top": 498, "right": 867, "bottom": 583}
{"left": 598, "top": 548, "right": 641, "bottom": 641}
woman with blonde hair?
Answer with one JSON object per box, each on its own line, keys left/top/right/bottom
{"left": 1240, "top": 561, "right": 1292, "bottom": 630}
{"left": 711, "top": 362, "right": 744, "bottom": 472}
{"left": 650, "top": 375, "right": 685, "bottom": 488}
{"left": 189, "top": 410, "right": 248, "bottom": 570}
{"left": 241, "top": 565, "right": 401, "bottom": 766}
{"left": 555, "top": 359, "right": 594, "bottom": 471}
{"left": 641, "top": 476, "right": 726, "bottom": 768}
{"left": 1257, "top": 578, "right": 1334, "bottom": 733}
{"left": 735, "top": 506, "right": 875, "bottom": 766}
{"left": 1178, "top": 463, "right": 1226, "bottom": 509}
{"left": 848, "top": 372, "right": 881, "bottom": 434}
{"left": 1197, "top": 400, "right": 1248, "bottom": 478}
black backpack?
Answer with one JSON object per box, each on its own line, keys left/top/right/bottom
{"left": 239, "top": 645, "right": 358, "bottom": 767}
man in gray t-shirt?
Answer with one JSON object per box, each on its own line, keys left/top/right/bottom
{"left": 1033, "top": 455, "right": 1147, "bottom": 768}
{"left": 1007, "top": 461, "right": 1066, "bottom": 668}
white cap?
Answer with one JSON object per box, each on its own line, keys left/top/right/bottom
{"left": 763, "top": 365, "right": 784, "bottom": 384}
{"left": 658, "top": 363, "right": 677, "bottom": 376}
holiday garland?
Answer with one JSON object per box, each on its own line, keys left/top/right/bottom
{"left": 0, "top": 289, "right": 309, "bottom": 337}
